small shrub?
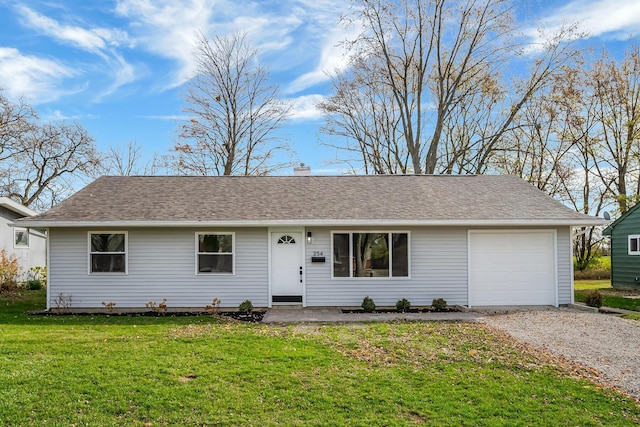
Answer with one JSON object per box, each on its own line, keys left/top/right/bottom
{"left": 205, "top": 297, "right": 221, "bottom": 315}
{"left": 395, "top": 298, "right": 411, "bottom": 312}
{"left": 29, "top": 266, "right": 47, "bottom": 287}
{"left": 361, "top": 296, "right": 376, "bottom": 313}
{"left": 101, "top": 301, "right": 117, "bottom": 313}
{"left": 432, "top": 298, "right": 447, "bottom": 312}
{"left": 0, "top": 249, "right": 22, "bottom": 293}
{"left": 26, "top": 280, "right": 42, "bottom": 290}
{"left": 54, "top": 293, "right": 73, "bottom": 312}
{"left": 584, "top": 290, "right": 603, "bottom": 308}
{"left": 238, "top": 300, "right": 254, "bottom": 314}
{"left": 146, "top": 298, "right": 168, "bottom": 313}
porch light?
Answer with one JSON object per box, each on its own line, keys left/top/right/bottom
{"left": 307, "top": 231, "right": 312, "bottom": 244}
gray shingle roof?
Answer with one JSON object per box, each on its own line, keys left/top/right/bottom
{"left": 16, "top": 175, "right": 603, "bottom": 227}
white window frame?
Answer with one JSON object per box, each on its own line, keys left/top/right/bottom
{"left": 330, "top": 230, "right": 410, "bottom": 279}
{"left": 88, "top": 231, "right": 128, "bottom": 275}
{"left": 628, "top": 235, "right": 640, "bottom": 255}
{"left": 195, "top": 232, "right": 235, "bottom": 275}
{"left": 14, "top": 228, "right": 29, "bottom": 248}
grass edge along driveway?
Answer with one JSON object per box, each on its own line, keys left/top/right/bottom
{"left": 1, "top": 290, "right": 639, "bottom": 426}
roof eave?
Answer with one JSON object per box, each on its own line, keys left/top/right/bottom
{"left": 13, "top": 218, "right": 607, "bottom": 228}
{"left": 0, "top": 197, "right": 37, "bottom": 217}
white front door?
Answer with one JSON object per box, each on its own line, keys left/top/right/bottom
{"left": 270, "top": 231, "right": 304, "bottom": 303}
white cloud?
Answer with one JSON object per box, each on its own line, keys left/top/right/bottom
{"left": 47, "top": 110, "right": 74, "bottom": 121}
{"left": 138, "top": 114, "right": 191, "bottom": 121}
{"left": 114, "top": 0, "right": 354, "bottom": 93}
{"left": 287, "top": 94, "right": 326, "bottom": 121}
{"left": 94, "top": 52, "right": 139, "bottom": 101}
{"left": 533, "top": 0, "right": 640, "bottom": 41}
{"left": 115, "top": 0, "right": 218, "bottom": 88}
{"left": 42, "top": 110, "right": 97, "bottom": 121}
{"left": 14, "top": 5, "right": 138, "bottom": 101}
{"left": 0, "top": 47, "right": 77, "bottom": 103}
{"left": 282, "top": 2, "right": 361, "bottom": 94}
{"left": 16, "top": 5, "right": 129, "bottom": 53}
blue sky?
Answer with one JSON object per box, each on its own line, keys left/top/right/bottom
{"left": 0, "top": 0, "right": 639, "bottom": 175}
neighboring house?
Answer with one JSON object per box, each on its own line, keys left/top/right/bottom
{"left": 0, "top": 197, "right": 47, "bottom": 277}
{"left": 603, "top": 203, "right": 640, "bottom": 288}
{"left": 16, "top": 173, "right": 603, "bottom": 311}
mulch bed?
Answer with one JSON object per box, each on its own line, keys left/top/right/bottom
{"left": 32, "top": 310, "right": 266, "bottom": 323}
{"left": 342, "top": 307, "right": 460, "bottom": 314}
{"left": 219, "top": 311, "right": 265, "bottom": 322}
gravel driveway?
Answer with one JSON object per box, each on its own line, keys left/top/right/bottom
{"left": 481, "top": 309, "right": 640, "bottom": 400}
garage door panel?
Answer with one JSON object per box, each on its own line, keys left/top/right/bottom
{"left": 469, "top": 231, "right": 556, "bottom": 306}
{"left": 472, "top": 289, "right": 553, "bottom": 305}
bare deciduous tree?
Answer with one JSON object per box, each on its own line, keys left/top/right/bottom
{"left": 175, "top": 31, "right": 291, "bottom": 176}
{"left": 320, "top": 0, "right": 579, "bottom": 175}
{"left": 0, "top": 91, "right": 100, "bottom": 210}
{"left": 590, "top": 45, "right": 640, "bottom": 213}
{"left": 319, "top": 56, "right": 408, "bottom": 174}
{"left": 0, "top": 92, "right": 38, "bottom": 161}
{"left": 97, "top": 141, "right": 167, "bottom": 176}
{"left": 515, "top": 64, "right": 606, "bottom": 270}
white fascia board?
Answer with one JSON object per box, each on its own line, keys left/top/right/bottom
{"left": 0, "top": 197, "right": 37, "bottom": 217}
{"left": 14, "top": 218, "right": 606, "bottom": 228}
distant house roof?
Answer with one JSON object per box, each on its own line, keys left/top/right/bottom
{"left": 15, "top": 175, "right": 604, "bottom": 228}
{"left": 0, "top": 197, "right": 37, "bottom": 218}
{"left": 602, "top": 202, "right": 640, "bottom": 236}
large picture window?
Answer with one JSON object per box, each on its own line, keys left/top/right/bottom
{"left": 89, "top": 232, "right": 127, "bottom": 273}
{"left": 197, "top": 233, "right": 234, "bottom": 274}
{"left": 332, "top": 232, "right": 409, "bottom": 278}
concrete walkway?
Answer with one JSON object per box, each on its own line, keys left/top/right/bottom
{"left": 262, "top": 306, "right": 482, "bottom": 323}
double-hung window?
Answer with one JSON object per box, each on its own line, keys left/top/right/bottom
{"left": 197, "top": 233, "right": 234, "bottom": 274}
{"left": 332, "top": 232, "right": 409, "bottom": 278}
{"left": 89, "top": 232, "right": 127, "bottom": 273}
{"left": 629, "top": 235, "right": 640, "bottom": 255}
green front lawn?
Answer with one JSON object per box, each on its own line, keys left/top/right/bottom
{"left": 575, "top": 291, "right": 640, "bottom": 312}
{"left": 1, "top": 290, "right": 639, "bottom": 426}
{"left": 574, "top": 281, "right": 640, "bottom": 312}
{"left": 574, "top": 279, "right": 611, "bottom": 290}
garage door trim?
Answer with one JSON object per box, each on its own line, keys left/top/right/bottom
{"left": 467, "top": 229, "right": 558, "bottom": 307}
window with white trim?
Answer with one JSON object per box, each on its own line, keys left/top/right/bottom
{"left": 89, "top": 232, "right": 127, "bottom": 273}
{"left": 629, "top": 235, "right": 640, "bottom": 255}
{"left": 332, "top": 232, "right": 409, "bottom": 278}
{"left": 197, "top": 233, "right": 234, "bottom": 274}
{"left": 14, "top": 228, "right": 29, "bottom": 248}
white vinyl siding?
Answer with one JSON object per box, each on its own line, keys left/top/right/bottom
{"left": 49, "top": 227, "right": 268, "bottom": 309}
{"left": 306, "top": 226, "right": 573, "bottom": 307}
{"left": 47, "top": 225, "right": 574, "bottom": 309}
{"left": 306, "top": 227, "right": 468, "bottom": 307}
{"left": 0, "top": 207, "right": 46, "bottom": 272}
{"left": 556, "top": 227, "right": 573, "bottom": 305}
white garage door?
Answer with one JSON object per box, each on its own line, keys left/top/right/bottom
{"left": 469, "top": 231, "right": 556, "bottom": 306}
